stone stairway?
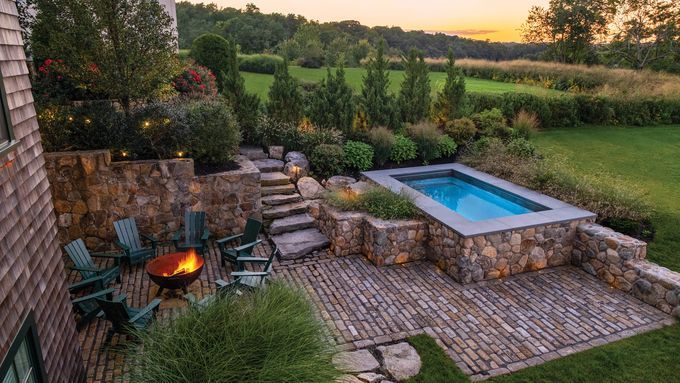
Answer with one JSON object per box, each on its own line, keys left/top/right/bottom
{"left": 241, "top": 146, "right": 329, "bottom": 260}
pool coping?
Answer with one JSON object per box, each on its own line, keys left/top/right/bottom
{"left": 362, "top": 163, "right": 596, "bottom": 237}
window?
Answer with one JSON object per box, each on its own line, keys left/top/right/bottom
{"left": 0, "top": 313, "right": 46, "bottom": 383}
{"left": 0, "top": 72, "right": 16, "bottom": 153}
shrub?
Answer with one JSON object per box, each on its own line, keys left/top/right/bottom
{"left": 186, "top": 99, "right": 241, "bottom": 166}
{"left": 390, "top": 134, "right": 418, "bottom": 164}
{"left": 443, "top": 117, "right": 477, "bottom": 145}
{"left": 546, "top": 96, "right": 580, "bottom": 128}
{"left": 511, "top": 110, "right": 540, "bottom": 139}
{"left": 326, "top": 186, "right": 419, "bottom": 220}
{"left": 172, "top": 62, "right": 217, "bottom": 98}
{"left": 438, "top": 135, "right": 458, "bottom": 158}
{"left": 128, "top": 101, "right": 191, "bottom": 160}
{"left": 472, "top": 108, "right": 511, "bottom": 139}
{"left": 506, "top": 138, "right": 536, "bottom": 158}
{"left": 343, "top": 140, "right": 374, "bottom": 171}
{"left": 238, "top": 54, "right": 284, "bottom": 74}
{"left": 253, "top": 116, "right": 300, "bottom": 149}
{"left": 128, "top": 281, "right": 338, "bottom": 383}
{"left": 367, "top": 127, "right": 395, "bottom": 166}
{"left": 299, "top": 126, "right": 344, "bottom": 156}
{"left": 189, "top": 34, "right": 234, "bottom": 90}
{"left": 406, "top": 123, "right": 443, "bottom": 164}
{"left": 310, "top": 144, "right": 345, "bottom": 179}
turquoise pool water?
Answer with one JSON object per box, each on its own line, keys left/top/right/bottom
{"left": 403, "top": 176, "right": 536, "bottom": 221}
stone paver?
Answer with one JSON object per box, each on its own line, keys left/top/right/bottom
{"left": 278, "top": 255, "right": 672, "bottom": 379}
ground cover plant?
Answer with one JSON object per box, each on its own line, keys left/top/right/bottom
{"left": 405, "top": 335, "right": 470, "bottom": 383}
{"left": 534, "top": 124, "right": 680, "bottom": 271}
{"left": 127, "top": 281, "right": 339, "bottom": 383}
{"left": 326, "top": 186, "right": 419, "bottom": 220}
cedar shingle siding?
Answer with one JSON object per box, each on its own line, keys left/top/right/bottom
{"left": 0, "top": 1, "right": 85, "bottom": 381}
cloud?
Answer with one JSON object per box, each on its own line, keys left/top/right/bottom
{"left": 426, "top": 29, "right": 498, "bottom": 36}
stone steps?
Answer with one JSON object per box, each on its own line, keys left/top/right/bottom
{"left": 239, "top": 146, "right": 268, "bottom": 161}
{"left": 269, "top": 213, "right": 316, "bottom": 235}
{"left": 262, "top": 184, "right": 296, "bottom": 196}
{"left": 261, "top": 172, "right": 291, "bottom": 187}
{"left": 271, "top": 228, "right": 330, "bottom": 260}
{"left": 262, "top": 201, "right": 308, "bottom": 220}
{"left": 252, "top": 158, "right": 284, "bottom": 173}
{"left": 262, "top": 193, "right": 302, "bottom": 206}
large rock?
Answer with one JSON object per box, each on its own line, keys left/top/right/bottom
{"left": 332, "top": 350, "right": 380, "bottom": 373}
{"left": 325, "top": 176, "right": 357, "bottom": 191}
{"left": 336, "top": 375, "right": 363, "bottom": 383}
{"left": 377, "top": 343, "right": 421, "bottom": 381}
{"left": 268, "top": 145, "right": 284, "bottom": 160}
{"left": 271, "top": 228, "right": 330, "bottom": 259}
{"left": 284, "top": 159, "right": 310, "bottom": 180}
{"left": 348, "top": 181, "right": 371, "bottom": 196}
{"left": 356, "top": 372, "right": 386, "bottom": 383}
{"left": 297, "top": 176, "right": 325, "bottom": 200}
{"left": 285, "top": 151, "right": 307, "bottom": 162}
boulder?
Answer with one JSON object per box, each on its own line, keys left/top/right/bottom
{"left": 325, "top": 176, "right": 357, "bottom": 191}
{"left": 377, "top": 343, "right": 421, "bottom": 381}
{"left": 347, "top": 181, "right": 371, "bottom": 196}
{"left": 336, "top": 375, "right": 363, "bottom": 383}
{"left": 285, "top": 151, "right": 307, "bottom": 163}
{"left": 268, "top": 145, "right": 284, "bottom": 160}
{"left": 297, "top": 177, "right": 325, "bottom": 200}
{"left": 284, "top": 159, "right": 310, "bottom": 180}
{"left": 332, "top": 350, "right": 380, "bottom": 373}
{"left": 356, "top": 372, "right": 385, "bottom": 383}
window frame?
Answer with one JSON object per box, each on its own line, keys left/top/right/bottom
{"left": 0, "top": 311, "right": 47, "bottom": 383}
{"left": 0, "top": 71, "right": 19, "bottom": 157}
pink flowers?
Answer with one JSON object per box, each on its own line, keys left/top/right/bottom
{"left": 172, "top": 63, "right": 217, "bottom": 97}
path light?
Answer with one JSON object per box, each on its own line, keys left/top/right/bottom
{"left": 67, "top": 115, "right": 74, "bottom": 122}
{"left": 176, "top": 151, "right": 185, "bottom": 158}
{"left": 292, "top": 165, "right": 301, "bottom": 181}
{"left": 143, "top": 120, "right": 151, "bottom": 128}
{"left": 84, "top": 118, "right": 91, "bottom": 124}
{"left": 121, "top": 150, "right": 129, "bottom": 158}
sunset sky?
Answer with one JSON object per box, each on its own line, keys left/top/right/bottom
{"left": 186, "top": 0, "right": 550, "bottom": 42}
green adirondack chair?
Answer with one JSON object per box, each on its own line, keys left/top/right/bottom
{"left": 114, "top": 218, "right": 158, "bottom": 266}
{"left": 216, "top": 245, "right": 278, "bottom": 290}
{"left": 216, "top": 217, "right": 262, "bottom": 267}
{"left": 173, "top": 211, "right": 210, "bottom": 255}
{"left": 65, "top": 239, "right": 121, "bottom": 290}
{"left": 96, "top": 295, "right": 162, "bottom": 337}
{"left": 71, "top": 288, "right": 116, "bottom": 330}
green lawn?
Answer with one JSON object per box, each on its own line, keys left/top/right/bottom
{"left": 534, "top": 125, "right": 680, "bottom": 271}
{"left": 409, "top": 325, "right": 680, "bottom": 383}
{"left": 243, "top": 66, "right": 563, "bottom": 101}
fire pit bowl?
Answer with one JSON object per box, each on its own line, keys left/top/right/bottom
{"left": 146, "top": 250, "right": 204, "bottom": 296}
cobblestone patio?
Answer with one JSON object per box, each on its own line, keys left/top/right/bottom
{"left": 70, "top": 242, "right": 673, "bottom": 382}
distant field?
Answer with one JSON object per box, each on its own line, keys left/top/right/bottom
{"left": 242, "top": 66, "right": 563, "bottom": 100}
{"left": 535, "top": 125, "right": 680, "bottom": 271}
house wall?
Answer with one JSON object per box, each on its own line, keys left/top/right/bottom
{"left": 0, "top": 1, "right": 85, "bottom": 381}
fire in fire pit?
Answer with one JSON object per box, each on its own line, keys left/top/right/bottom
{"left": 146, "top": 249, "right": 205, "bottom": 296}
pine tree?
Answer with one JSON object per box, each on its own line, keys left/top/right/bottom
{"left": 433, "top": 49, "right": 466, "bottom": 124}
{"left": 359, "top": 40, "right": 395, "bottom": 128}
{"left": 266, "top": 60, "right": 303, "bottom": 124}
{"left": 398, "top": 48, "right": 431, "bottom": 124}
{"left": 309, "top": 66, "right": 355, "bottom": 133}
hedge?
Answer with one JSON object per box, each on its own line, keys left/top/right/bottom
{"left": 238, "top": 54, "right": 284, "bottom": 74}
{"left": 467, "top": 92, "right": 680, "bottom": 128}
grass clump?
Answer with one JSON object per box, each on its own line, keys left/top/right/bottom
{"left": 511, "top": 110, "right": 539, "bottom": 139}
{"left": 367, "top": 127, "right": 396, "bottom": 166}
{"left": 326, "top": 186, "right": 419, "bottom": 220}
{"left": 128, "top": 281, "right": 339, "bottom": 383}
{"left": 405, "top": 334, "right": 470, "bottom": 383}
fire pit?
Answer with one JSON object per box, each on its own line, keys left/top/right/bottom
{"left": 146, "top": 249, "right": 204, "bottom": 296}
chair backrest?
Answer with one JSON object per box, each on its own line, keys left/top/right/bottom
{"left": 96, "top": 298, "right": 130, "bottom": 333}
{"left": 65, "top": 239, "right": 96, "bottom": 279}
{"left": 114, "top": 218, "right": 142, "bottom": 251}
{"left": 243, "top": 217, "right": 263, "bottom": 244}
{"left": 184, "top": 211, "right": 206, "bottom": 243}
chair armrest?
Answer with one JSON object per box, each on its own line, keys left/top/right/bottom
{"left": 172, "top": 230, "right": 182, "bottom": 242}
{"left": 216, "top": 233, "right": 243, "bottom": 244}
{"left": 234, "top": 239, "right": 262, "bottom": 254}
{"left": 231, "top": 271, "right": 269, "bottom": 278}
{"left": 215, "top": 279, "right": 230, "bottom": 289}
{"left": 72, "top": 288, "right": 116, "bottom": 305}
{"left": 201, "top": 228, "right": 210, "bottom": 241}
{"left": 113, "top": 293, "right": 127, "bottom": 303}
{"left": 91, "top": 251, "right": 124, "bottom": 259}
{"left": 235, "top": 256, "right": 268, "bottom": 264}
{"left": 69, "top": 265, "right": 102, "bottom": 273}
{"left": 129, "top": 299, "right": 162, "bottom": 323}
{"left": 68, "top": 276, "right": 105, "bottom": 293}
{"left": 114, "top": 241, "right": 131, "bottom": 255}
{"left": 141, "top": 233, "right": 158, "bottom": 246}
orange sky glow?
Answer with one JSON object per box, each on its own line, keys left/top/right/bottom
{"left": 186, "top": 0, "right": 550, "bottom": 42}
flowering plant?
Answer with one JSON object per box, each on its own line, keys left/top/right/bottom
{"left": 172, "top": 63, "right": 217, "bottom": 98}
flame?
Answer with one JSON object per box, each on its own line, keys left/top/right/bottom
{"left": 163, "top": 249, "right": 201, "bottom": 277}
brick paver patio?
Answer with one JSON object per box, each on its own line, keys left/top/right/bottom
{"left": 70, "top": 241, "right": 673, "bottom": 382}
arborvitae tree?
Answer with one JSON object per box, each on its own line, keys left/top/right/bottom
{"left": 309, "top": 66, "right": 355, "bottom": 133}
{"left": 359, "top": 41, "right": 394, "bottom": 128}
{"left": 433, "top": 49, "right": 466, "bottom": 124}
{"left": 266, "top": 60, "right": 303, "bottom": 124}
{"left": 398, "top": 48, "right": 431, "bottom": 124}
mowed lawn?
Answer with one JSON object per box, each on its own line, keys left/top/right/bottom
{"left": 243, "top": 66, "right": 563, "bottom": 100}
{"left": 535, "top": 125, "right": 680, "bottom": 271}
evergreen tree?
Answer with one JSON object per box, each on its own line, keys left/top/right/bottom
{"left": 359, "top": 41, "right": 395, "bottom": 128}
{"left": 433, "top": 49, "right": 466, "bottom": 124}
{"left": 398, "top": 48, "right": 431, "bottom": 124}
{"left": 309, "top": 66, "right": 355, "bottom": 133}
{"left": 266, "top": 60, "right": 303, "bottom": 124}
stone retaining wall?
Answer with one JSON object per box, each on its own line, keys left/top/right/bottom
{"left": 45, "top": 150, "right": 261, "bottom": 249}
{"left": 427, "top": 219, "right": 590, "bottom": 284}
{"left": 573, "top": 223, "right": 680, "bottom": 316}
